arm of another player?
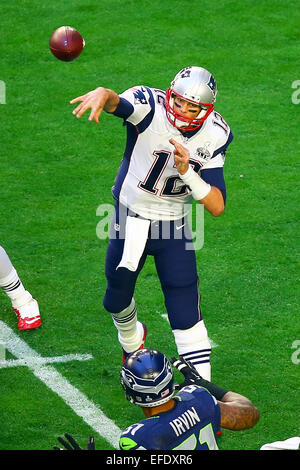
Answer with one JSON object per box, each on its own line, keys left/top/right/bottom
{"left": 70, "top": 87, "right": 120, "bottom": 123}
{"left": 169, "top": 138, "right": 225, "bottom": 217}
{"left": 172, "top": 357, "right": 260, "bottom": 431}
{"left": 218, "top": 391, "right": 260, "bottom": 431}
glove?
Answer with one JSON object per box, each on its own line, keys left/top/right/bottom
{"left": 171, "top": 357, "right": 229, "bottom": 400}
{"left": 53, "top": 433, "right": 95, "bottom": 450}
{"left": 171, "top": 356, "right": 205, "bottom": 390}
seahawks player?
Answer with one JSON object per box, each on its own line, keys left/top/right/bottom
{"left": 118, "top": 349, "right": 259, "bottom": 450}
{"left": 54, "top": 348, "right": 259, "bottom": 451}
{"left": 0, "top": 245, "right": 41, "bottom": 330}
{"left": 70, "top": 66, "right": 234, "bottom": 380}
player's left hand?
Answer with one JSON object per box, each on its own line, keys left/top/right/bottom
{"left": 171, "top": 356, "right": 204, "bottom": 390}
{"left": 70, "top": 87, "right": 109, "bottom": 123}
{"left": 53, "top": 433, "right": 95, "bottom": 450}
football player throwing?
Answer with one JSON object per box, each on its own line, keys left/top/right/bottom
{"left": 70, "top": 66, "right": 233, "bottom": 380}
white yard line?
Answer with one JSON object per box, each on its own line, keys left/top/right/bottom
{"left": 0, "top": 353, "right": 93, "bottom": 368}
{"left": 0, "top": 321, "right": 121, "bottom": 449}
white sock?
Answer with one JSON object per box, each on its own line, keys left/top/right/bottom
{"left": 0, "top": 245, "right": 15, "bottom": 278}
{"left": 172, "top": 320, "right": 212, "bottom": 381}
{"left": 0, "top": 246, "right": 27, "bottom": 302}
{"left": 111, "top": 299, "right": 144, "bottom": 353}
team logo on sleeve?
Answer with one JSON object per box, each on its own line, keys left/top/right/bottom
{"left": 132, "top": 87, "right": 148, "bottom": 104}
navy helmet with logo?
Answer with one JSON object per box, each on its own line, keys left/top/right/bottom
{"left": 120, "top": 348, "right": 175, "bottom": 407}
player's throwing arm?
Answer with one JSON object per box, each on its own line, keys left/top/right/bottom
{"left": 70, "top": 87, "right": 120, "bottom": 123}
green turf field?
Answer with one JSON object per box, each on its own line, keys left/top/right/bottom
{"left": 0, "top": 0, "right": 299, "bottom": 452}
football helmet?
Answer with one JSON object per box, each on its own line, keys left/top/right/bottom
{"left": 165, "top": 66, "right": 218, "bottom": 131}
{"left": 120, "top": 348, "right": 175, "bottom": 407}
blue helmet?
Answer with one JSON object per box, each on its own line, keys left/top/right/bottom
{"left": 120, "top": 348, "right": 175, "bottom": 407}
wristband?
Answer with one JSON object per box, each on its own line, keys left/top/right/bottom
{"left": 180, "top": 166, "right": 211, "bottom": 201}
{"left": 195, "top": 377, "right": 229, "bottom": 401}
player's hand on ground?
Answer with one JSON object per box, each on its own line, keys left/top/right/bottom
{"left": 70, "top": 87, "right": 109, "bottom": 123}
{"left": 169, "top": 138, "right": 190, "bottom": 175}
{"left": 171, "top": 356, "right": 203, "bottom": 390}
{"left": 53, "top": 433, "right": 95, "bottom": 450}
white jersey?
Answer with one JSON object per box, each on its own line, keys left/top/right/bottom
{"left": 112, "top": 85, "right": 233, "bottom": 221}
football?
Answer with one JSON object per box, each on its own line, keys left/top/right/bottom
{"left": 49, "top": 26, "right": 85, "bottom": 62}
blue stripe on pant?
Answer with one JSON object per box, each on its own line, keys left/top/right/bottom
{"left": 103, "top": 206, "right": 202, "bottom": 330}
